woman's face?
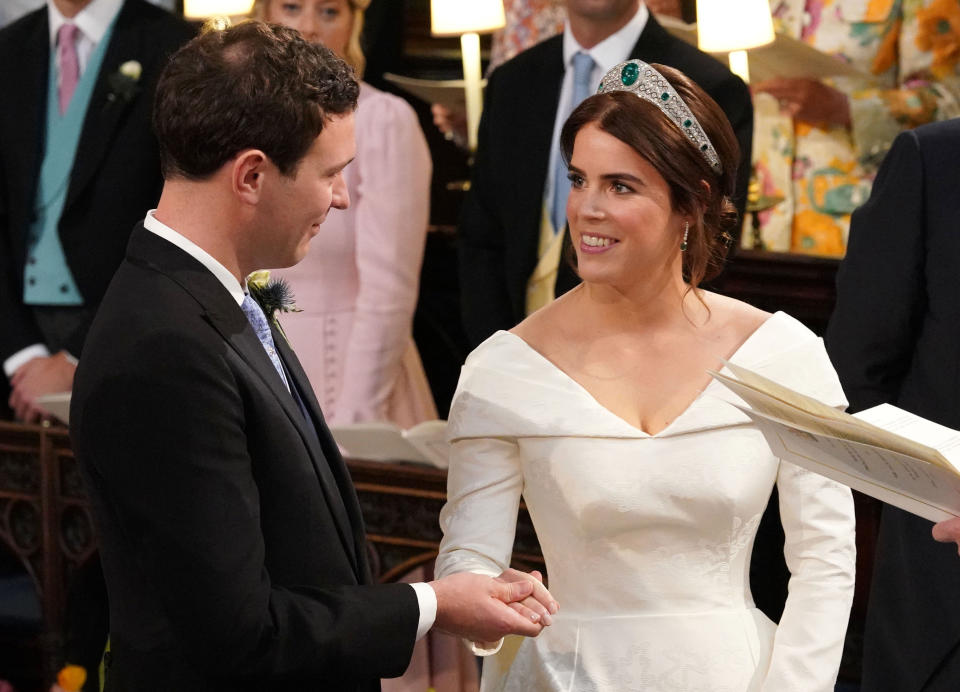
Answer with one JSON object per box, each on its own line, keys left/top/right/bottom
{"left": 566, "top": 123, "right": 685, "bottom": 289}
{"left": 264, "top": 0, "right": 353, "bottom": 57}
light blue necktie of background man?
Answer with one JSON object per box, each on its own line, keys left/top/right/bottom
{"left": 551, "top": 51, "right": 596, "bottom": 234}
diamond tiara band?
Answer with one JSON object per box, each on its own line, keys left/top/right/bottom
{"left": 597, "top": 59, "right": 722, "bottom": 173}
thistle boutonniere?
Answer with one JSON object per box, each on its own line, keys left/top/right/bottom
{"left": 247, "top": 270, "right": 302, "bottom": 336}
{"left": 106, "top": 60, "right": 142, "bottom": 105}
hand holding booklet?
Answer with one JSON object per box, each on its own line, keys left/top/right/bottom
{"left": 710, "top": 362, "right": 960, "bottom": 522}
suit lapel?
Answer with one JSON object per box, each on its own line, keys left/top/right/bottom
{"left": 517, "top": 38, "right": 565, "bottom": 272}
{"left": 127, "top": 228, "right": 362, "bottom": 577}
{"left": 66, "top": 0, "right": 146, "bottom": 211}
{"left": 207, "top": 305, "right": 362, "bottom": 577}
{"left": 629, "top": 13, "right": 673, "bottom": 62}
{"left": 273, "top": 332, "right": 370, "bottom": 580}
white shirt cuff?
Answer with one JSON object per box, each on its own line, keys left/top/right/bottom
{"left": 410, "top": 582, "right": 437, "bottom": 641}
{"left": 4, "top": 344, "right": 51, "bottom": 379}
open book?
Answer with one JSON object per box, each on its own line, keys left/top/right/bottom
{"left": 710, "top": 362, "right": 960, "bottom": 522}
{"left": 330, "top": 419, "right": 449, "bottom": 469}
{"left": 36, "top": 391, "right": 71, "bottom": 424}
{"left": 383, "top": 73, "right": 486, "bottom": 109}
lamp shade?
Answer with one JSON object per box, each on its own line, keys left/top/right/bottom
{"left": 431, "top": 0, "right": 506, "bottom": 37}
{"left": 696, "top": 0, "right": 774, "bottom": 52}
{"left": 183, "top": 0, "right": 255, "bottom": 19}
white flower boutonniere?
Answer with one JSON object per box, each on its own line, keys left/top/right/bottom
{"left": 107, "top": 60, "right": 142, "bottom": 104}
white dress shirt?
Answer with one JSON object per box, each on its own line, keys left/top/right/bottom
{"left": 543, "top": 3, "right": 649, "bottom": 215}
{"left": 143, "top": 211, "right": 438, "bottom": 642}
{"left": 47, "top": 0, "right": 124, "bottom": 76}
{"left": 2, "top": 0, "right": 126, "bottom": 378}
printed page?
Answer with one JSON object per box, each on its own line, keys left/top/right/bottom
{"left": 855, "top": 404, "right": 960, "bottom": 472}
{"left": 711, "top": 367, "right": 954, "bottom": 472}
{"left": 741, "top": 406, "right": 960, "bottom": 522}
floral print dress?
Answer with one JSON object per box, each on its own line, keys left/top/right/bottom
{"left": 750, "top": 0, "right": 960, "bottom": 254}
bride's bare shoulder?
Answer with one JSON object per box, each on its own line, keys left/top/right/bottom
{"left": 700, "top": 291, "right": 771, "bottom": 337}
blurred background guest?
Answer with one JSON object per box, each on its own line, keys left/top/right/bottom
{"left": 255, "top": 0, "right": 438, "bottom": 429}
{"left": 432, "top": 0, "right": 683, "bottom": 143}
{"left": 749, "top": 0, "right": 960, "bottom": 256}
{"left": 0, "top": 0, "right": 192, "bottom": 424}
{"left": 0, "top": 1, "right": 192, "bottom": 687}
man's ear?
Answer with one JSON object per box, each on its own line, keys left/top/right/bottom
{"left": 233, "top": 149, "right": 269, "bottom": 205}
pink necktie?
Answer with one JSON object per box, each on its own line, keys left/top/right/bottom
{"left": 57, "top": 23, "right": 80, "bottom": 115}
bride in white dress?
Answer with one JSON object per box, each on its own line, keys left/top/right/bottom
{"left": 435, "top": 60, "right": 856, "bottom": 691}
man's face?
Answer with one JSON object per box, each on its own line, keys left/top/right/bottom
{"left": 565, "top": 0, "right": 639, "bottom": 22}
{"left": 257, "top": 112, "right": 355, "bottom": 268}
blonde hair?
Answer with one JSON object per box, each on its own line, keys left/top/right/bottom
{"left": 252, "top": 0, "right": 369, "bottom": 77}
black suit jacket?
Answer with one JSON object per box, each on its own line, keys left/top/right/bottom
{"left": 825, "top": 121, "right": 960, "bottom": 692}
{"left": 457, "top": 15, "right": 754, "bottom": 347}
{"left": 0, "top": 0, "right": 193, "bottom": 361}
{"left": 71, "top": 226, "right": 420, "bottom": 691}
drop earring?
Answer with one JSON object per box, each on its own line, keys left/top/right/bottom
{"left": 680, "top": 221, "right": 689, "bottom": 251}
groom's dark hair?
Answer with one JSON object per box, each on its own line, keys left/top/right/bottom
{"left": 153, "top": 20, "right": 358, "bottom": 180}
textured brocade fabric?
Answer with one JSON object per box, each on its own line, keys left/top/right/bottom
{"left": 437, "top": 312, "right": 857, "bottom": 691}
{"left": 750, "top": 0, "right": 960, "bottom": 255}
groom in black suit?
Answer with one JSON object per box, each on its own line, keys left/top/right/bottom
{"left": 826, "top": 119, "right": 960, "bottom": 691}
{"left": 458, "top": 0, "right": 753, "bottom": 347}
{"left": 71, "top": 22, "right": 554, "bottom": 692}
{"left": 0, "top": 0, "right": 193, "bottom": 422}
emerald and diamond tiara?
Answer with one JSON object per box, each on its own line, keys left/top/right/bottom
{"left": 597, "top": 59, "right": 722, "bottom": 173}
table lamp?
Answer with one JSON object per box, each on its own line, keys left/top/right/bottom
{"left": 184, "top": 0, "right": 255, "bottom": 27}
{"left": 696, "top": 0, "right": 774, "bottom": 83}
{"left": 430, "top": 0, "right": 506, "bottom": 151}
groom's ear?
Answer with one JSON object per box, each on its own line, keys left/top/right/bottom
{"left": 232, "top": 149, "right": 269, "bottom": 205}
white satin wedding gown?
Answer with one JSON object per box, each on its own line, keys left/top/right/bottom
{"left": 435, "top": 312, "right": 856, "bottom": 691}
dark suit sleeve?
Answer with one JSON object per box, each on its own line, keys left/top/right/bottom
{"left": 824, "top": 129, "right": 926, "bottom": 412}
{"left": 457, "top": 68, "right": 516, "bottom": 347}
{"left": 74, "top": 328, "right": 418, "bottom": 684}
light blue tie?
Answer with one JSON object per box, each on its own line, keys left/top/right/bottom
{"left": 552, "top": 51, "right": 596, "bottom": 233}
{"left": 241, "top": 295, "right": 290, "bottom": 391}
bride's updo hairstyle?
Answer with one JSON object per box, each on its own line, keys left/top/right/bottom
{"left": 560, "top": 62, "right": 739, "bottom": 290}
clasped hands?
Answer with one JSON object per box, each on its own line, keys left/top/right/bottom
{"left": 430, "top": 568, "right": 558, "bottom": 643}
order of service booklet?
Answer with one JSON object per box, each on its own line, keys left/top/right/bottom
{"left": 710, "top": 361, "right": 960, "bottom": 523}
{"left": 330, "top": 419, "right": 449, "bottom": 469}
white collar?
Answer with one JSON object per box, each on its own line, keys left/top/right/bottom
{"left": 47, "top": 0, "right": 124, "bottom": 48}
{"left": 562, "top": 2, "right": 649, "bottom": 74}
{"left": 143, "top": 210, "right": 247, "bottom": 307}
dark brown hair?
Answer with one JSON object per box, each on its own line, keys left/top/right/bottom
{"left": 560, "top": 63, "right": 739, "bottom": 290}
{"left": 153, "top": 21, "right": 359, "bottom": 180}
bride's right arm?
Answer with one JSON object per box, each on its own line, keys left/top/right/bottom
{"left": 436, "top": 435, "right": 526, "bottom": 654}
{"left": 436, "top": 436, "right": 524, "bottom": 580}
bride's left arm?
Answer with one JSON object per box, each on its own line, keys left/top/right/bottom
{"left": 761, "top": 461, "right": 856, "bottom": 691}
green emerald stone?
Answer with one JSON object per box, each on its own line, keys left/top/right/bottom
{"left": 661, "top": 92, "right": 670, "bottom": 101}
{"left": 684, "top": 119, "right": 692, "bottom": 127}
{"left": 621, "top": 63, "right": 639, "bottom": 86}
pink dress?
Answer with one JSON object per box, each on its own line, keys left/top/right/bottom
{"left": 277, "top": 82, "right": 437, "bottom": 428}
